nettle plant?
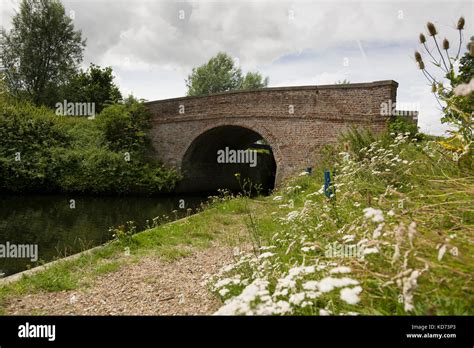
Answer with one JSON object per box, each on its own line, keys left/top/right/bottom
{"left": 415, "top": 17, "right": 473, "bottom": 159}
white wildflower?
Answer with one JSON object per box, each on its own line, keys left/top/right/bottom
{"left": 306, "top": 291, "right": 320, "bottom": 299}
{"left": 214, "top": 279, "right": 269, "bottom": 315}
{"left": 340, "top": 286, "right": 363, "bottom": 305}
{"left": 319, "top": 309, "right": 331, "bottom": 316}
{"left": 279, "top": 199, "right": 294, "bottom": 209}
{"left": 329, "top": 266, "right": 352, "bottom": 274}
{"left": 286, "top": 211, "right": 299, "bottom": 221}
{"left": 392, "top": 244, "right": 400, "bottom": 264}
{"left": 342, "top": 234, "right": 355, "bottom": 242}
{"left": 273, "top": 196, "right": 283, "bottom": 201}
{"left": 273, "top": 300, "right": 292, "bottom": 314}
{"left": 372, "top": 223, "right": 384, "bottom": 239}
{"left": 363, "top": 207, "right": 384, "bottom": 222}
{"left": 302, "top": 281, "right": 319, "bottom": 291}
{"left": 363, "top": 247, "right": 379, "bottom": 255}
{"left": 219, "top": 288, "right": 230, "bottom": 296}
{"left": 408, "top": 222, "right": 416, "bottom": 246}
{"left": 289, "top": 292, "right": 306, "bottom": 306}
{"left": 258, "top": 252, "right": 275, "bottom": 260}
{"left": 402, "top": 270, "right": 421, "bottom": 312}
{"left": 438, "top": 244, "right": 447, "bottom": 261}
{"left": 232, "top": 247, "right": 241, "bottom": 257}
{"left": 318, "top": 277, "right": 359, "bottom": 293}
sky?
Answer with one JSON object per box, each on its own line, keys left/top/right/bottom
{"left": 1, "top": 0, "right": 473, "bottom": 135}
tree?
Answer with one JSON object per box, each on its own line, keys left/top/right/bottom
{"left": 242, "top": 71, "right": 269, "bottom": 90}
{"left": 457, "top": 36, "right": 474, "bottom": 84}
{"left": 0, "top": 0, "right": 85, "bottom": 106}
{"left": 185, "top": 52, "right": 268, "bottom": 96}
{"left": 61, "top": 64, "right": 122, "bottom": 113}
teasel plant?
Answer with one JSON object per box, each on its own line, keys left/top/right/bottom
{"left": 415, "top": 17, "right": 473, "bottom": 159}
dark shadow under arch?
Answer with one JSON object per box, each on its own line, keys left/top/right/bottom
{"left": 177, "top": 125, "right": 277, "bottom": 194}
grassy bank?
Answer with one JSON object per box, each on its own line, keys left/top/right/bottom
{"left": 0, "top": 129, "right": 472, "bottom": 315}
{"left": 0, "top": 196, "right": 260, "bottom": 314}
{"left": 209, "top": 130, "right": 473, "bottom": 315}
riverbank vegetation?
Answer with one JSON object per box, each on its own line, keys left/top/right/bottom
{"left": 208, "top": 128, "right": 473, "bottom": 315}
{"left": 0, "top": 97, "right": 180, "bottom": 194}
{"left": 0, "top": 125, "right": 472, "bottom": 315}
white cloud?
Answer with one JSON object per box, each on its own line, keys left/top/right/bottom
{"left": 1, "top": 0, "right": 472, "bottom": 134}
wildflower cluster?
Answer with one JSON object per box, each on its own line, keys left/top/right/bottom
{"left": 208, "top": 132, "right": 470, "bottom": 315}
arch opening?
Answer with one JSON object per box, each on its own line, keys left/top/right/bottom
{"left": 178, "top": 126, "right": 277, "bottom": 194}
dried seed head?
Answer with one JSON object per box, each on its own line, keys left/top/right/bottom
{"left": 419, "top": 33, "right": 426, "bottom": 44}
{"left": 414, "top": 51, "right": 422, "bottom": 62}
{"left": 431, "top": 83, "right": 437, "bottom": 93}
{"left": 457, "top": 17, "right": 465, "bottom": 30}
{"left": 418, "top": 60, "right": 425, "bottom": 70}
{"left": 427, "top": 22, "right": 437, "bottom": 36}
{"left": 443, "top": 38, "right": 449, "bottom": 50}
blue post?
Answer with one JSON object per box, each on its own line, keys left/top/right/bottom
{"left": 324, "top": 170, "right": 335, "bottom": 198}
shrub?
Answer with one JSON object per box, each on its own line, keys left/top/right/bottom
{"left": 96, "top": 96, "right": 151, "bottom": 154}
{"left": 0, "top": 98, "right": 180, "bottom": 195}
{"left": 388, "top": 116, "right": 421, "bottom": 140}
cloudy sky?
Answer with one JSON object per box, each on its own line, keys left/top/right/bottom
{"left": 1, "top": 0, "right": 472, "bottom": 134}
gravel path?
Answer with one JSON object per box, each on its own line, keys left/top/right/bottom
{"left": 5, "top": 244, "right": 233, "bottom": 315}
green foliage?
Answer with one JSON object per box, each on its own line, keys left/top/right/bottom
{"left": 60, "top": 64, "right": 122, "bottom": 113}
{"left": 241, "top": 71, "right": 269, "bottom": 90}
{"left": 338, "top": 127, "right": 376, "bottom": 161}
{"left": 0, "top": 101, "right": 69, "bottom": 191}
{"left": 457, "top": 37, "right": 474, "bottom": 84}
{"left": 388, "top": 116, "right": 421, "bottom": 140}
{"left": 0, "top": 98, "right": 180, "bottom": 194}
{"left": 185, "top": 52, "right": 269, "bottom": 96}
{"left": 96, "top": 96, "right": 150, "bottom": 153}
{"left": 111, "top": 221, "right": 137, "bottom": 247}
{"left": 0, "top": 0, "right": 85, "bottom": 107}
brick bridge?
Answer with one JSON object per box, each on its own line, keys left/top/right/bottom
{"left": 145, "top": 80, "right": 400, "bottom": 193}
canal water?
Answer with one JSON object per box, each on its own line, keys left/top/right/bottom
{"left": 0, "top": 194, "right": 206, "bottom": 277}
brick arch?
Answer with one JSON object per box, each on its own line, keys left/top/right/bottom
{"left": 178, "top": 119, "right": 284, "bottom": 174}
{"left": 178, "top": 122, "right": 280, "bottom": 192}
